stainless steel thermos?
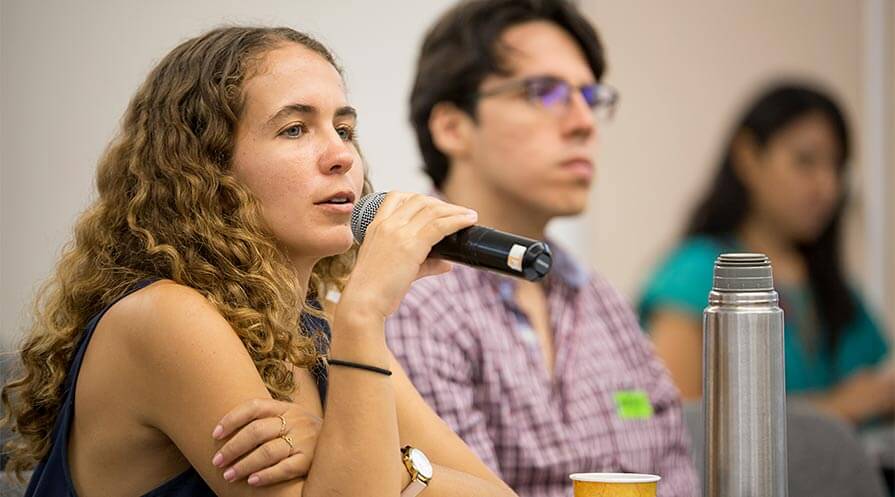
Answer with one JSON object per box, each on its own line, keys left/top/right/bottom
{"left": 703, "top": 253, "right": 788, "bottom": 497}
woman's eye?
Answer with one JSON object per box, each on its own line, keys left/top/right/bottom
{"left": 793, "top": 150, "right": 820, "bottom": 169}
{"left": 337, "top": 126, "right": 355, "bottom": 141}
{"left": 281, "top": 124, "right": 305, "bottom": 138}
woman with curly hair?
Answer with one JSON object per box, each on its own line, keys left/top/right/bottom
{"left": 1, "top": 26, "right": 517, "bottom": 497}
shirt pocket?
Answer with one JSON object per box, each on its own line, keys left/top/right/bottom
{"left": 604, "top": 377, "right": 675, "bottom": 474}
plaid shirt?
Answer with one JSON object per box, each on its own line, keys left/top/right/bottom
{"left": 385, "top": 244, "right": 699, "bottom": 497}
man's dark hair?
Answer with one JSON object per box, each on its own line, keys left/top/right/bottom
{"left": 409, "top": 0, "right": 606, "bottom": 189}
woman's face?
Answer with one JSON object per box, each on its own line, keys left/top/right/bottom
{"left": 230, "top": 43, "right": 365, "bottom": 263}
{"left": 742, "top": 112, "right": 843, "bottom": 243}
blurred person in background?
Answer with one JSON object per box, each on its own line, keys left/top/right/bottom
{"left": 384, "top": 1, "right": 699, "bottom": 497}
{"left": 638, "top": 83, "right": 894, "bottom": 426}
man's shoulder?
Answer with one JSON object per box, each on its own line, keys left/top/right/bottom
{"left": 575, "top": 267, "right": 652, "bottom": 349}
{"left": 579, "top": 267, "right": 635, "bottom": 310}
{"left": 388, "top": 265, "right": 498, "bottom": 336}
{"left": 546, "top": 242, "right": 630, "bottom": 307}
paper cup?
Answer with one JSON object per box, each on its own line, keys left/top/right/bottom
{"left": 570, "top": 472, "right": 661, "bottom": 496}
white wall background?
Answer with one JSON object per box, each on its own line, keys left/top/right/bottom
{"left": 0, "top": 0, "right": 458, "bottom": 348}
{"left": 2, "top": 0, "right": 892, "bottom": 349}
{"left": 580, "top": 0, "right": 892, "bottom": 337}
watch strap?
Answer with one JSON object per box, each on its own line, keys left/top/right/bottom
{"left": 401, "top": 478, "right": 428, "bottom": 497}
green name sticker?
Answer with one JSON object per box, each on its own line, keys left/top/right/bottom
{"left": 614, "top": 390, "right": 654, "bottom": 420}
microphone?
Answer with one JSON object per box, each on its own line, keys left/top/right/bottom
{"left": 351, "top": 192, "right": 552, "bottom": 282}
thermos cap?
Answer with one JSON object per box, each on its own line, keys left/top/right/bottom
{"left": 712, "top": 253, "right": 774, "bottom": 292}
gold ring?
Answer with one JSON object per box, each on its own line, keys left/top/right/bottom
{"left": 280, "top": 434, "right": 295, "bottom": 455}
{"left": 277, "top": 414, "right": 287, "bottom": 436}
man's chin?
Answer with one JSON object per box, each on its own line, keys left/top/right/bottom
{"left": 545, "top": 198, "right": 588, "bottom": 218}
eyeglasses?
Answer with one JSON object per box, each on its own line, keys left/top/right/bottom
{"left": 476, "top": 75, "right": 619, "bottom": 121}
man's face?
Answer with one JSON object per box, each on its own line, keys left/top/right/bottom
{"left": 465, "top": 20, "right": 600, "bottom": 219}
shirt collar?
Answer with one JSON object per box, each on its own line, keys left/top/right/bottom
{"left": 546, "top": 240, "right": 589, "bottom": 290}
{"left": 481, "top": 238, "right": 589, "bottom": 305}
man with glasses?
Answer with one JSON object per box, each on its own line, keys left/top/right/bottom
{"left": 385, "top": 1, "right": 699, "bottom": 496}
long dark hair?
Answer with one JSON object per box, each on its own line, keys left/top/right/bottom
{"left": 686, "top": 83, "right": 854, "bottom": 353}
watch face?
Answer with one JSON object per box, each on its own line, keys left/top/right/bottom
{"left": 409, "top": 448, "right": 434, "bottom": 479}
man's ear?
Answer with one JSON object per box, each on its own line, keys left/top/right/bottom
{"left": 429, "top": 102, "right": 475, "bottom": 160}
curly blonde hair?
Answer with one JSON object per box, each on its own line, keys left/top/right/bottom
{"left": 1, "top": 26, "right": 371, "bottom": 477}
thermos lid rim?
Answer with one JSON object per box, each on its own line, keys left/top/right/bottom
{"left": 713, "top": 253, "right": 774, "bottom": 291}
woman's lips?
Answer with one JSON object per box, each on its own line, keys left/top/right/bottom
{"left": 315, "top": 201, "right": 355, "bottom": 215}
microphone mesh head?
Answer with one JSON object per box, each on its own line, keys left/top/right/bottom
{"left": 350, "top": 192, "right": 387, "bottom": 243}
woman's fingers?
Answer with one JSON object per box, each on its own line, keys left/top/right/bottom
{"left": 366, "top": 193, "right": 434, "bottom": 242}
{"left": 211, "top": 397, "right": 322, "bottom": 484}
{"left": 245, "top": 453, "right": 312, "bottom": 486}
{"left": 213, "top": 398, "right": 283, "bottom": 440}
{"left": 363, "top": 192, "right": 414, "bottom": 230}
{"left": 403, "top": 197, "right": 476, "bottom": 232}
{"left": 415, "top": 210, "right": 479, "bottom": 248}
{"left": 221, "top": 435, "right": 299, "bottom": 483}
{"left": 372, "top": 195, "right": 478, "bottom": 258}
{"left": 342, "top": 192, "right": 478, "bottom": 319}
{"left": 213, "top": 416, "right": 283, "bottom": 468}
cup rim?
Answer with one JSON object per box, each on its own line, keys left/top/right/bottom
{"left": 569, "top": 472, "right": 661, "bottom": 483}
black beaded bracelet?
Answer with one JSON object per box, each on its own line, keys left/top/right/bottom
{"left": 326, "top": 358, "right": 393, "bottom": 376}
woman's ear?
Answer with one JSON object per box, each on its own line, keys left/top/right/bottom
{"left": 429, "top": 102, "right": 475, "bottom": 161}
{"left": 731, "top": 129, "right": 762, "bottom": 189}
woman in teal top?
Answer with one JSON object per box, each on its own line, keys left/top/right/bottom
{"left": 638, "top": 84, "right": 893, "bottom": 425}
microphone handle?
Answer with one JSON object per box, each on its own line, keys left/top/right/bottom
{"left": 431, "top": 226, "right": 552, "bottom": 282}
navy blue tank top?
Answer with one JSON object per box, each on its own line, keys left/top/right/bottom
{"left": 25, "top": 279, "right": 330, "bottom": 496}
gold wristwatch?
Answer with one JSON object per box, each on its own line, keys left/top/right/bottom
{"left": 401, "top": 445, "right": 433, "bottom": 496}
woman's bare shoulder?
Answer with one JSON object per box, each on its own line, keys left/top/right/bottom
{"left": 101, "top": 280, "right": 241, "bottom": 355}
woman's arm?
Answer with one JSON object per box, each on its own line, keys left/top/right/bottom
{"left": 211, "top": 348, "right": 517, "bottom": 497}
{"left": 211, "top": 194, "right": 518, "bottom": 495}
{"left": 121, "top": 282, "right": 404, "bottom": 497}
{"left": 797, "top": 367, "right": 895, "bottom": 424}
{"left": 648, "top": 309, "right": 704, "bottom": 400}
{"left": 304, "top": 192, "right": 485, "bottom": 495}
{"left": 390, "top": 352, "right": 517, "bottom": 497}
{"left": 300, "top": 309, "right": 405, "bottom": 496}
{"left": 210, "top": 331, "right": 520, "bottom": 497}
